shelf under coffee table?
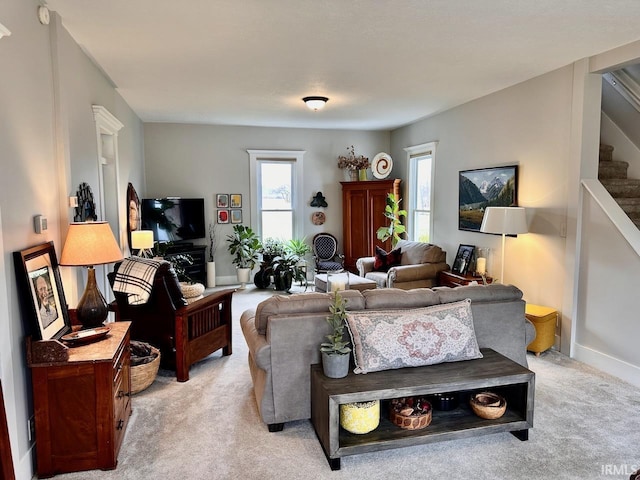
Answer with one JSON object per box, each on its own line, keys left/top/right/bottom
{"left": 310, "top": 348, "right": 535, "bottom": 470}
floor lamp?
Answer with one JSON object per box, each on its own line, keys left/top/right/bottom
{"left": 480, "top": 207, "right": 528, "bottom": 284}
{"left": 60, "top": 222, "right": 124, "bottom": 328}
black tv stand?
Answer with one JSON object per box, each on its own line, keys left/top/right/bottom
{"left": 165, "top": 243, "right": 206, "bottom": 285}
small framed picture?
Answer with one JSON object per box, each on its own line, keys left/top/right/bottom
{"left": 13, "top": 242, "right": 71, "bottom": 340}
{"left": 452, "top": 244, "right": 475, "bottom": 276}
{"left": 230, "top": 209, "right": 243, "bottom": 224}
{"left": 216, "top": 194, "right": 229, "bottom": 208}
{"left": 217, "top": 209, "right": 229, "bottom": 224}
{"left": 230, "top": 194, "right": 242, "bottom": 208}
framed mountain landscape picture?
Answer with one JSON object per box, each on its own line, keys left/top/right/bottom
{"left": 459, "top": 165, "right": 518, "bottom": 232}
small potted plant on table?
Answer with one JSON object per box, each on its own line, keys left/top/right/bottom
{"left": 320, "top": 292, "right": 351, "bottom": 378}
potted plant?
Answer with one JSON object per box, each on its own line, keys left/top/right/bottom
{"left": 337, "top": 145, "right": 370, "bottom": 181}
{"left": 254, "top": 238, "right": 285, "bottom": 289}
{"left": 320, "top": 292, "right": 351, "bottom": 378}
{"left": 285, "top": 238, "right": 312, "bottom": 287}
{"left": 153, "top": 241, "right": 194, "bottom": 283}
{"left": 285, "top": 238, "right": 311, "bottom": 258}
{"left": 206, "top": 221, "right": 218, "bottom": 288}
{"left": 226, "top": 224, "right": 261, "bottom": 289}
{"left": 376, "top": 193, "right": 407, "bottom": 248}
{"left": 271, "top": 252, "right": 301, "bottom": 292}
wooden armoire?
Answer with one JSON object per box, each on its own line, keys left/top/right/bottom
{"left": 341, "top": 179, "right": 401, "bottom": 272}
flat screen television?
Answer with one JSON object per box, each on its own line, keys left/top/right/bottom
{"left": 141, "top": 198, "right": 206, "bottom": 242}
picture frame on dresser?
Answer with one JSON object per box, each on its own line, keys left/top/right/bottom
{"left": 13, "top": 241, "right": 71, "bottom": 341}
{"left": 451, "top": 244, "right": 475, "bottom": 275}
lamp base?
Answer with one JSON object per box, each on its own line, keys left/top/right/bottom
{"left": 76, "top": 267, "right": 108, "bottom": 328}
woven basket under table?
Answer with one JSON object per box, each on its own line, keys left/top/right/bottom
{"left": 130, "top": 346, "right": 160, "bottom": 395}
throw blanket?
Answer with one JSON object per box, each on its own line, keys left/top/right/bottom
{"left": 112, "top": 257, "right": 166, "bottom": 305}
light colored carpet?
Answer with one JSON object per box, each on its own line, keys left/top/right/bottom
{"left": 56, "top": 285, "right": 640, "bottom": 480}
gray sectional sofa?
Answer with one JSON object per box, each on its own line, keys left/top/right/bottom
{"left": 240, "top": 284, "right": 536, "bottom": 431}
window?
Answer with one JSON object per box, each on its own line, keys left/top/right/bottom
{"left": 248, "top": 150, "right": 305, "bottom": 241}
{"left": 404, "top": 142, "right": 436, "bottom": 242}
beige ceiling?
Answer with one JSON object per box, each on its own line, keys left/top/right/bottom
{"left": 46, "top": 0, "right": 640, "bottom": 130}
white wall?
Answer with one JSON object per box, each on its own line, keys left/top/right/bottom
{"left": 0, "top": 2, "right": 144, "bottom": 477}
{"left": 575, "top": 189, "right": 640, "bottom": 386}
{"left": 143, "top": 124, "right": 389, "bottom": 280}
{"left": 390, "top": 66, "right": 573, "bottom": 318}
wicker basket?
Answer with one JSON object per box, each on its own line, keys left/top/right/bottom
{"left": 469, "top": 392, "right": 507, "bottom": 419}
{"left": 131, "top": 346, "right": 160, "bottom": 395}
{"left": 340, "top": 400, "right": 380, "bottom": 434}
{"left": 389, "top": 397, "right": 432, "bottom": 430}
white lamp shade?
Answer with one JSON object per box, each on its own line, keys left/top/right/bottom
{"left": 131, "top": 230, "right": 154, "bottom": 250}
{"left": 302, "top": 96, "right": 328, "bottom": 111}
{"left": 60, "top": 222, "right": 123, "bottom": 267}
{"left": 480, "top": 207, "right": 528, "bottom": 235}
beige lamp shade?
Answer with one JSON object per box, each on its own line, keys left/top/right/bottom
{"left": 480, "top": 207, "right": 527, "bottom": 284}
{"left": 480, "top": 207, "right": 528, "bottom": 235}
{"left": 60, "top": 222, "right": 123, "bottom": 267}
{"left": 131, "top": 230, "right": 154, "bottom": 250}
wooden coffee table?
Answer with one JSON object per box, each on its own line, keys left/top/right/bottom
{"left": 310, "top": 349, "right": 534, "bottom": 470}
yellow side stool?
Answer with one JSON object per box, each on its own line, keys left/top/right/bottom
{"left": 525, "top": 304, "right": 557, "bottom": 356}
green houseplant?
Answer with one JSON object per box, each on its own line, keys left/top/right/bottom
{"left": 254, "top": 238, "right": 285, "bottom": 289}
{"left": 376, "top": 193, "right": 407, "bottom": 248}
{"left": 271, "top": 252, "right": 303, "bottom": 292}
{"left": 226, "top": 225, "right": 261, "bottom": 288}
{"left": 320, "top": 292, "right": 351, "bottom": 378}
{"left": 285, "top": 238, "right": 311, "bottom": 257}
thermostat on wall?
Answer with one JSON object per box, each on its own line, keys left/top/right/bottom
{"left": 34, "top": 215, "right": 47, "bottom": 234}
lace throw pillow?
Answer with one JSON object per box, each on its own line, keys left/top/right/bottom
{"left": 345, "top": 299, "right": 483, "bottom": 374}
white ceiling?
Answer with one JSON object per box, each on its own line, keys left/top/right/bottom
{"left": 46, "top": 0, "right": 640, "bottom": 130}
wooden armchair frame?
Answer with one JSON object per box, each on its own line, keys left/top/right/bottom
{"left": 109, "top": 262, "right": 234, "bottom": 382}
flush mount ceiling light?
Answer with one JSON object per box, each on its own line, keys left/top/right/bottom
{"left": 302, "top": 96, "right": 329, "bottom": 111}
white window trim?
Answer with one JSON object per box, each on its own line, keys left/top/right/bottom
{"left": 404, "top": 142, "right": 437, "bottom": 241}
{"left": 248, "top": 149, "right": 305, "bottom": 239}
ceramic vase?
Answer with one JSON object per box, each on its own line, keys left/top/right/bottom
{"left": 206, "top": 261, "right": 216, "bottom": 288}
{"left": 237, "top": 267, "right": 251, "bottom": 289}
{"left": 321, "top": 352, "right": 350, "bottom": 378}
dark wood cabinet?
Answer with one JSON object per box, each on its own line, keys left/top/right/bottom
{"left": 28, "top": 322, "right": 132, "bottom": 478}
{"left": 341, "top": 179, "right": 401, "bottom": 272}
{"left": 438, "top": 270, "right": 493, "bottom": 288}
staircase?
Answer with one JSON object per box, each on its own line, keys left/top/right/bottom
{"left": 599, "top": 144, "right": 640, "bottom": 227}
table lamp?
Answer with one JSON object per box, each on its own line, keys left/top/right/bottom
{"left": 480, "top": 207, "right": 527, "bottom": 284}
{"left": 60, "top": 222, "right": 123, "bottom": 328}
{"left": 131, "top": 230, "right": 154, "bottom": 258}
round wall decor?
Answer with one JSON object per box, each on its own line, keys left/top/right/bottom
{"left": 372, "top": 152, "right": 393, "bottom": 179}
{"left": 312, "top": 211, "right": 326, "bottom": 225}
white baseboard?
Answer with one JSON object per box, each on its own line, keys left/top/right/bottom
{"left": 216, "top": 275, "right": 242, "bottom": 286}
{"left": 573, "top": 343, "right": 640, "bottom": 388}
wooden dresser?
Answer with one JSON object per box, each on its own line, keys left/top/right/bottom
{"left": 438, "top": 270, "right": 493, "bottom": 287}
{"left": 341, "top": 179, "right": 401, "bottom": 272}
{"left": 28, "top": 322, "right": 132, "bottom": 478}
